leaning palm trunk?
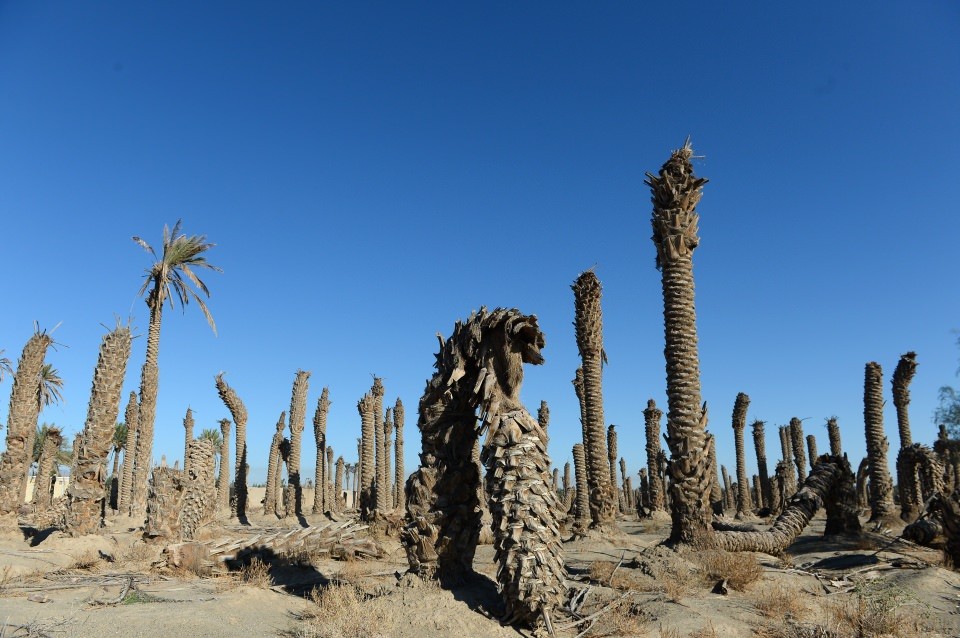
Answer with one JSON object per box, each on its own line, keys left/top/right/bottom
{"left": 714, "top": 455, "right": 861, "bottom": 553}
{"left": 864, "top": 362, "right": 895, "bottom": 522}
{"left": 644, "top": 399, "right": 666, "bottom": 511}
{"left": 732, "top": 393, "right": 750, "bottom": 517}
{"left": 357, "top": 393, "right": 376, "bottom": 519}
{"left": 0, "top": 331, "right": 54, "bottom": 514}
{"left": 892, "top": 352, "right": 919, "bottom": 521}
{"left": 218, "top": 418, "right": 230, "bottom": 512}
{"left": 647, "top": 142, "right": 713, "bottom": 545}
{"left": 215, "top": 373, "right": 248, "bottom": 519}
{"left": 287, "top": 370, "right": 310, "bottom": 515}
{"left": 572, "top": 271, "right": 615, "bottom": 528}
{"left": 118, "top": 391, "right": 139, "bottom": 515}
{"left": 827, "top": 417, "right": 842, "bottom": 456}
{"left": 263, "top": 412, "right": 285, "bottom": 516}
{"left": 394, "top": 398, "right": 405, "bottom": 513}
{"left": 311, "top": 388, "right": 330, "bottom": 514}
{"left": 32, "top": 427, "right": 63, "bottom": 510}
{"left": 66, "top": 325, "right": 133, "bottom": 536}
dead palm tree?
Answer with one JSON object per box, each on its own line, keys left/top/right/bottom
{"left": 264, "top": 412, "right": 285, "bottom": 516}
{"left": 312, "top": 387, "right": 330, "bottom": 514}
{"left": 372, "top": 377, "right": 386, "bottom": 513}
{"left": 287, "top": 370, "right": 310, "bottom": 515}
{"left": 864, "top": 361, "right": 895, "bottom": 522}
{"left": 646, "top": 141, "right": 712, "bottom": 544}
{"left": 357, "top": 393, "right": 376, "bottom": 519}
{"left": 394, "top": 398, "right": 405, "bottom": 513}
{"left": 65, "top": 324, "right": 133, "bottom": 535}
{"left": 572, "top": 270, "right": 615, "bottom": 528}
{"left": 130, "top": 220, "right": 221, "bottom": 517}
{"left": 643, "top": 399, "right": 665, "bottom": 511}
{"left": 218, "top": 418, "right": 230, "bottom": 512}
{"left": 21, "top": 363, "right": 65, "bottom": 503}
{"left": 32, "top": 425, "right": 64, "bottom": 509}
{"left": 732, "top": 393, "right": 750, "bottom": 517}
{"left": 0, "top": 330, "right": 54, "bottom": 514}
{"left": 826, "top": 417, "right": 842, "bottom": 456}
{"left": 118, "top": 391, "right": 139, "bottom": 514}
{"left": 215, "top": 373, "right": 247, "bottom": 518}
{"left": 182, "top": 408, "right": 195, "bottom": 473}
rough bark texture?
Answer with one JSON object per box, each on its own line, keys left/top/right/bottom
{"left": 892, "top": 352, "right": 917, "bottom": 448}
{"left": 32, "top": 427, "right": 63, "bottom": 510}
{"left": 218, "top": 418, "right": 230, "bottom": 513}
{"left": 572, "top": 271, "right": 616, "bottom": 528}
{"left": 131, "top": 294, "right": 164, "bottom": 519}
{"left": 181, "top": 438, "right": 217, "bottom": 540}
{"left": 897, "top": 443, "right": 944, "bottom": 523}
{"left": 215, "top": 373, "right": 248, "bottom": 519}
{"left": 864, "top": 362, "right": 895, "bottom": 522}
{"left": 856, "top": 457, "right": 870, "bottom": 509}
{"left": 647, "top": 142, "right": 713, "bottom": 545}
{"left": 358, "top": 393, "right": 376, "bottom": 519}
{"left": 732, "top": 392, "right": 750, "bottom": 517}
{"left": 619, "top": 457, "right": 629, "bottom": 511}
{"left": 372, "top": 377, "right": 385, "bottom": 514}
{"left": 144, "top": 467, "right": 182, "bottom": 541}
{"left": 644, "top": 399, "right": 666, "bottom": 512}
{"left": 402, "top": 308, "right": 565, "bottom": 629}
{"left": 118, "top": 391, "right": 139, "bottom": 515}
{"left": 721, "top": 465, "right": 734, "bottom": 511}
{"left": 827, "top": 417, "right": 842, "bottom": 456}
{"left": 714, "top": 455, "right": 860, "bottom": 553}
{"left": 607, "top": 424, "right": 622, "bottom": 511}
{"left": 264, "top": 412, "right": 285, "bottom": 516}
{"left": 311, "top": 388, "right": 330, "bottom": 515}
{"left": 538, "top": 401, "right": 549, "bottom": 447}
{"left": 334, "top": 456, "right": 344, "bottom": 512}
{"left": 789, "top": 418, "right": 807, "bottom": 486}
{"left": 0, "top": 332, "right": 53, "bottom": 514}
{"left": 394, "top": 398, "right": 405, "bottom": 514}
{"left": 66, "top": 325, "right": 133, "bottom": 536}
{"left": 287, "top": 370, "right": 310, "bottom": 516}
{"left": 182, "top": 407, "right": 194, "bottom": 474}
{"left": 572, "top": 443, "right": 589, "bottom": 532}
{"left": 806, "top": 435, "right": 818, "bottom": 470}
{"left": 383, "top": 407, "right": 394, "bottom": 509}
{"left": 708, "top": 435, "right": 723, "bottom": 513}
{"left": 562, "top": 461, "right": 573, "bottom": 512}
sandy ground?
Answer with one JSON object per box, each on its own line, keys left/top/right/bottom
{"left": 1, "top": 507, "right": 959, "bottom": 638}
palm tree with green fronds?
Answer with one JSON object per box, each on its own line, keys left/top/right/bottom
{"left": 36, "top": 364, "right": 65, "bottom": 411}
{"left": 199, "top": 427, "right": 223, "bottom": 472}
{"left": 129, "top": 220, "right": 221, "bottom": 516}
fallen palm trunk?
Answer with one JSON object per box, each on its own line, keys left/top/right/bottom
{"left": 713, "top": 455, "right": 860, "bottom": 554}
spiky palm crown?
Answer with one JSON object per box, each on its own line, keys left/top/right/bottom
{"left": 133, "top": 219, "right": 222, "bottom": 333}
{"left": 646, "top": 140, "right": 708, "bottom": 268}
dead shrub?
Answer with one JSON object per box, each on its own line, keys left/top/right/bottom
{"left": 240, "top": 557, "right": 272, "bottom": 588}
{"left": 297, "top": 583, "right": 392, "bottom": 638}
{"left": 829, "top": 579, "right": 938, "bottom": 638}
{"left": 69, "top": 550, "right": 100, "bottom": 571}
{"left": 693, "top": 550, "right": 763, "bottom": 591}
{"left": 174, "top": 543, "right": 212, "bottom": 578}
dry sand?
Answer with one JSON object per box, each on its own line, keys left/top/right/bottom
{"left": 1, "top": 508, "right": 958, "bottom": 637}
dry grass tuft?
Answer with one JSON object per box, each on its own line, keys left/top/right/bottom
{"left": 752, "top": 583, "right": 808, "bottom": 621}
{"left": 693, "top": 549, "right": 763, "bottom": 591}
{"left": 239, "top": 557, "right": 272, "bottom": 588}
{"left": 68, "top": 549, "right": 101, "bottom": 571}
{"left": 828, "top": 579, "right": 939, "bottom": 638}
{"left": 116, "top": 542, "right": 155, "bottom": 568}
{"left": 173, "top": 543, "right": 212, "bottom": 578}
{"left": 296, "top": 583, "right": 392, "bottom": 638}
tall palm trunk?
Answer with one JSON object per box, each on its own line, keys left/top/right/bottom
{"left": 643, "top": 399, "right": 666, "bottom": 511}
{"left": 647, "top": 142, "right": 712, "bottom": 545}
{"left": 131, "top": 297, "right": 163, "bottom": 517}
{"left": 827, "top": 417, "right": 842, "bottom": 456}
{"left": 32, "top": 427, "right": 63, "bottom": 510}
{"left": 394, "top": 398, "right": 405, "bottom": 513}
{"left": 215, "top": 373, "right": 248, "bottom": 519}
{"left": 806, "top": 435, "right": 818, "bottom": 470}
{"left": 0, "top": 332, "right": 53, "bottom": 514}
{"left": 358, "top": 393, "right": 376, "bottom": 519}
{"left": 333, "top": 455, "right": 344, "bottom": 512}
{"left": 732, "top": 392, "right": 750, "bottom": 517}
{"left": 118, "top": 391, "right": 139, "bottom": 515}
{"left": 66, "top": 325, "right": 133, "bottom": 535}
{"left": 264, "top": 412, "right": 285, "bottom": 516}
{"left": 372, "top": 378, "right": 385, "bottom": 514}
{"left": 572, "top": 270, "right": 615, "bottom": 528}
{"left": 218, "top": 418, "right": 230, "bottom": 512}
{"left": 311, "top": 388, "right": 330, "bottom": 514}
{"left": 864, "top": 362, "right": 895, "bottom": 522}
{"left": 708, "top": 435, "right": 723, "bottom": 514}
{"left": 607, "top": 424, "right": 622, "bottom": 511}
{"left": 892, "top": 352, "right": 917, "bottom": 448}
{"left": 383, "top": 407, "right": 394, "bottom": 509}
{"left": 751, "top": 419, "right": 773, "bottom": 511}
{"left": 325, "top": 446, "right": 334, "bottom": 512}
{"left": 619, "top": 457, "right": 629, "bottom": 510}
{"left": 562, "top": 461, "right": 572, "bottom": 511}
{"left": 287, "top": 370, "right": 310, "bottom": 515}
{"left": 778, "top": 426, "right": 797, "bottom": 496}
{"left": 182, "top": 407, "right": 194, "bottom": 474}
{"left": 789, "top": 418, "right": 807, "bottom": 486}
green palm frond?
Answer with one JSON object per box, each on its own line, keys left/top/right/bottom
{"left": 37, "top": 363, "right": 65, "bottom": 410}
{"left": 133, "top": 219, "right": 222, "bottom": 334}
{"left": 113, "top": 422, "right": 129, "bottom": 451}
{"left": 198, "top": 427, "right": 223, "bottom": 456}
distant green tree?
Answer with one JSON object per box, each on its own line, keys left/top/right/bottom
{"left": 935, "top": 334, "right": 960, "bottom": 439}
{"left": 199, "top": 427, "right": 223, "bottom": 471}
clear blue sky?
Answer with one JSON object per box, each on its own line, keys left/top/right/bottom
{"left": 1, "top": 3, "right": 958, "bottom": 486}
